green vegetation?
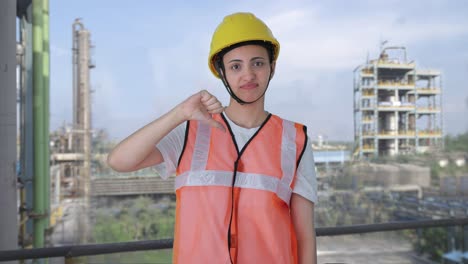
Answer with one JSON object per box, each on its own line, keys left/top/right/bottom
{"left": 431, "top": 132, "right": 468, "bottom": 181}
{"left": 402, "top": 226, "right": 465, "bottom": 263}
{"left": 431, "top": 161, "right": 468, "bottom": 180}
{"left": 445, "top": 132, "right": 468, "bottom": 153}
{"left": 315, "top": 192, "right": 391, "bottom": 227}
{"left": 91, "top": 196, "right": 175, "bottom": 264}
{"left": 414, "top": 227, "right": 448, "bottom": 262}
{"left": 358, "top": 132, "right": 468, "bottom": 184}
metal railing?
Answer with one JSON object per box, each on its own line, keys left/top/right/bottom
{"left": 1, "top": 218, "right": 468, "bottom": 262}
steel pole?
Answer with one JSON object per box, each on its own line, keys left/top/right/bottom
{"left": 0, "top": 0, "right": 19, "bottom": 261}
{"left": 24, "top": 5, "right": 36, "bottom": 247}
{"left": 32, "top": 0, "right": 46, "bottom": 250}
{"left": 42, "top": 0, "right": 51, "bottom": 232}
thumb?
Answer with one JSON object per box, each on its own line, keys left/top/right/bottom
{"left": 199, "top": 90, "right": 211, "bottom": 103}
{"left": 203, "top": 113, "right": 226, "bottom": 132}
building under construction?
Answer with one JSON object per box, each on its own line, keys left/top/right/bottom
{"left": 353, "top": 46, "right": 443, "bottom": 159}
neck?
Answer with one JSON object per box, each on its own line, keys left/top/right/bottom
{"left": 224, "top": 98, "right": 268, "bottom": 128}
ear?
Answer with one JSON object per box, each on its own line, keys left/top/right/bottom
{"left": 269, "top": 61, "right": 276, "bottom": 80}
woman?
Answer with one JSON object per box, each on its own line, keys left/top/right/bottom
{"left": 108, "top": 12, "right": 317, "bottom": 264}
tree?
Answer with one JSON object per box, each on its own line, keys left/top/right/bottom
{"left": 91, "top": 196, "right": 175, "bottom": 263}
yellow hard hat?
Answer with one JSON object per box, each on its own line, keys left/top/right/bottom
{"left": 208, "top": 12, "right": 280, "bottom": 78}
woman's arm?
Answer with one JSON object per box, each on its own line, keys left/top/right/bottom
{"left": 107, "top": 90, "right": 224, "bottom": 172}
{"left": 291, "top": 193, "right": 317, "bottom": 264}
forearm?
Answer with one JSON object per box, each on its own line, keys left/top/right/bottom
{"left": 291, "top": 194, "right": 317, "bottom": 264}
{"left": 297, "top": 232, "right": 317, "bottom": 264}
{"left": 108, "top": 90, "right": 224, "bottom": 172}
{"left": 107, "top": 105, "right": 186, "bottom": 172}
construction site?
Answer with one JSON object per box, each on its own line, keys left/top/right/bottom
{"left": 353, "top": 46, "right": 443, "bottom": 159}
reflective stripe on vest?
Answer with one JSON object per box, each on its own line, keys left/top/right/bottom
{"left": 175, "top": 118, "right": 297, "bottom": 205}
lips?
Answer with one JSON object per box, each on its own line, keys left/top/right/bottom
{"left": 240, "top": 83, "right": 258, "bottom": 89}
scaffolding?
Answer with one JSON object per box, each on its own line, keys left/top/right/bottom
{"left": 353, "top": 45, "right": 443, "bottom": 159}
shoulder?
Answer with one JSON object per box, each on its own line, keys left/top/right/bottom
{"left": 269, "top": 114, "right": 308, "bottom": 147}
{"left": 270, "top": 114, "right": 306, "bottom": 128}
{"left": 270, "top": 115, "right": 308, "bottom": 144}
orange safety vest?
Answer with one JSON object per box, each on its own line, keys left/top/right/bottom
{"left": 173, "top": 113, "right": 307, "bottom": 264}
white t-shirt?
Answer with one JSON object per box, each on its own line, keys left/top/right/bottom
{"left": 154, "top": 115, "right": 317, "bottom": 204}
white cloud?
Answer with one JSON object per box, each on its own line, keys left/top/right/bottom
{"left": 253, "top": 7, "right": 468, "bottom": 139}
{"left": 266, "top": 9, "right": 314, "bottom": 36}
{"left": 270, "top": 10, "right": 468, "bottom": 72}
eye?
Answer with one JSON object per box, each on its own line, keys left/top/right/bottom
{"left": 253, "top": 61, "right": 265, "bottom": 67}
{"left": 230, "top": 64, "right": 241, "bottom": 71}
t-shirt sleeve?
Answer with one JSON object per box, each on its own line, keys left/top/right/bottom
{"left": 152, "top": 123, "right": 186, "bottom": 179}
{"left": 292, "top": 138, "right": 318, "bottom": 204}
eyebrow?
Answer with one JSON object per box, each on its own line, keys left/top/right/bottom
{"left": 227, "top": 56, "right": 266, "bottom": 64}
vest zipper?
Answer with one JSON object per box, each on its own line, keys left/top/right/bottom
{"left": 227, "top": 159, "right": 239, "bottom": 264}
{"left": 221, "top": 113, "right": 272, "bottom": 264}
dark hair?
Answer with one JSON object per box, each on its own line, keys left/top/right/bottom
{"left": 214, "top": 40, "right": 275, "bottom": 73}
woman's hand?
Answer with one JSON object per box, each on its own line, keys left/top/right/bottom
{"left": 107, "top": 90, "right": 224, "bottom": 172}
{"left": 178, "top": 90, "right": 226, "bottom": 132}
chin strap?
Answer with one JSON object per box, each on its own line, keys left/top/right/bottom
{"left": 218, "top": 63, "right": 273, "bottom": 105}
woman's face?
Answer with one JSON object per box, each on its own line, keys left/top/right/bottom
{"left": 222, "top": 45, "right": 275, "bottom": 103}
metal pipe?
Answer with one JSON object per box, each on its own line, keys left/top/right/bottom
{"left": 42, "top": 0, "right": 51, "bottom": 233}
{"left": 72, "top": 21, "right": 78, "bottom": 137}
{"left": 19, "top": 11, "right": 27, "bottom": 251}
{"left": 72, "top": 20, "right": 93, "bottom": 244}
{"left": 32, "top": 0, "right": 46, "bottom": 250}
{"left": 2, "top": 218, "right": 468, "bottom": 261}
{"left": 0, "top": 0, "right": 19, "bottom": 258}
{"left": 72, "top": 18, "right": 84, "bottom": 143}
{"left": 19, "top": 3, "right": 35, "bottom": 247}
{"left": 81, "top": 29, "right": 92, "bottom": 244}
{"left": 440, "top": 75, "right": 445, "bottom": 150}
{"left": 381, "top": 46, "right": 407, "bottom": 63}
{"left": 25, "top": 6, "right": 35, "bottom": 246}
{"left": 54, "top": 167, "right": 60, "bottom": 205}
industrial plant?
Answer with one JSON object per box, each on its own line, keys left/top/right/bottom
{"left": 50, "top": 19, "right": 94, "bottom": 200}
{"left": 353, "top": 46, "right": 443, "bottom": 159}
{"left": 1, "top": 1, "right": 467, "bottom": 263}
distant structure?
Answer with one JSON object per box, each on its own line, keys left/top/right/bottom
{"left": 353, "top": 45, "right": 443, "bottom": 159}
{"left": 72, "top": 18, "right": 94, "bottom": 199}
{"left": 311, "top": 135, "right": 350, "bottom": 173}
{"left": 50, "top": 19, "right": 94, "bottom": 198}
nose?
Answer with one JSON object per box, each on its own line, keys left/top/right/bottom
{"left": 242, "top": 65, "right": 256, "bottom": 81}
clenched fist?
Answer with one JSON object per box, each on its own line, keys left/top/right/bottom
{"left": 178, "top": 90, "right": 226, "bottom": 132}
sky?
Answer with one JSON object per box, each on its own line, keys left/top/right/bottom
{"left": 47, "top": 0, "right": 468, "bottom": 142}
